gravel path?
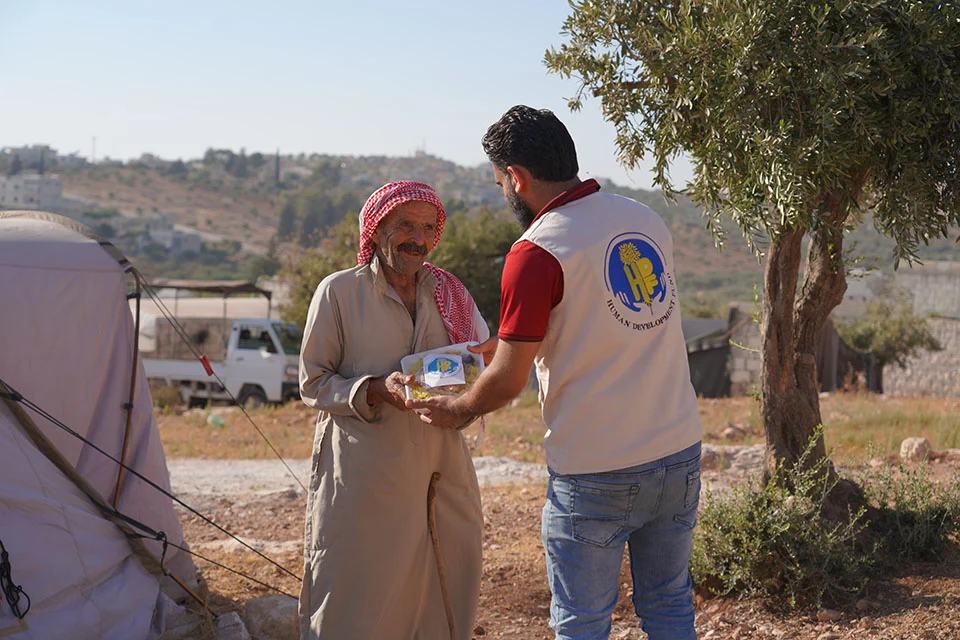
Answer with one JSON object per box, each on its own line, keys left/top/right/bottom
{"left": 167, "top": 456, "right": 547, "bottom": 500}
{"left": 167, "top": 444, "right": 766, "bottom": 501}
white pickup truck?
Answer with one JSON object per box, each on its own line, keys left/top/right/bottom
{"left": 142, "top": 318, "right": 302, "bottom": 408}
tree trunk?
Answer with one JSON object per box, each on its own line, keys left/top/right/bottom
{"left": 759, "top": 227, "right": 819, "bottom": 475}
{"left": 759, "top": 215, "right": 848, "bottom": 478}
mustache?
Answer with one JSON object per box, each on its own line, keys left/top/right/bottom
{"left": 397, "top": 242, "right": 427, "bottom": 255}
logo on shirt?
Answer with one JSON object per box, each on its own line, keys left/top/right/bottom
{"left": 604, "top": 232, "right": 676, "bottom": 331}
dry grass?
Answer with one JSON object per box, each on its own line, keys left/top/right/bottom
{"left": 157, "top": 392, "right": 960, "bottom": 464}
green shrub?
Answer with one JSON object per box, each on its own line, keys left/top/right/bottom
{"left": 691, "top": 430, "right": 873, "bottom": 610}
{"left": 862, "top": 461, "right": 960, "bottom": 563}
{"left": 691, "top": 431, "right": 960, "bottom": 612}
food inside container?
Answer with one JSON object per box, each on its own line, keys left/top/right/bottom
{"left": 400, "top": 342, "right": 484, "bottom": 403}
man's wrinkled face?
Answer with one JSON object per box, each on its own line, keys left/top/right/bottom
{"left": 493, "top": 166, "right": 537, "bottom": 229}
{"left": 372, "top": 201, "right": 439, "bottom": 277}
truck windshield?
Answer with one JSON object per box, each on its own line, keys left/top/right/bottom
{"left": 272, "top": 321, "right": 302, "bottom": 355}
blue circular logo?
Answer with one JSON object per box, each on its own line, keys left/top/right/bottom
{"left": 605, "top": 234, "right": 668, "bottom": 314}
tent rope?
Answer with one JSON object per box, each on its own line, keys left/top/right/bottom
{"left": 134, "top": 536, "right": 298, "bottom": 600}
{"left": 136, "top": 272, "right": 306, "bottom": 493}
{"left": 0, "top": 536, "right": 31, "bottom": 620}
{"left": 0, "top": 379, "right": 301, "bottom": 585}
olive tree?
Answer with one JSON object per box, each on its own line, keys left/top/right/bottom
{"left": 546, "top": 0, "right": 960, "bottom": 489}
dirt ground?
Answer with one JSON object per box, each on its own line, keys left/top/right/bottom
{"left": 158, "top": 397, "right": 960, "bottom": 639}
{"left": 176, "top": 471, "right": 960, "bottom": 640}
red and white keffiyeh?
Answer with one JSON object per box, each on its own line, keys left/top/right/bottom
{"left": 357, "top": 180, "right": 479, "bottom": 344}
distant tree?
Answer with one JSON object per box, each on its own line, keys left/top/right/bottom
{"left": 85, "top": 207, "right": 120, "bottom": 219}
{"left": 8, "top": 154, "right": 22, "bottom": 176}
{"left": 681, "top": 293, "right": 727, "bottom": 320}
{"left": 429, "top": 209, "right": 521, "bottom": 330}
{"left": 167, "top": 159, "right": 188, "bottom": 178}
{"left": 202, "top": 148, "right": 218, "bottom": 166}
{"left": 230, "top": 150, "right": 249, "bottom": 179}
{"left": 249, "top": 152, "right": 266, "bottom": 170}
{"left": 334, "top": 190, "right": 363, "bottom": 220}
{"left": 835, "top": 286, "right": 941, "bottom": 392}
{"left": 298, "top": 197, "right": 325, "bottom": 247}
{"left": 279, "top": 215, "right": 359, "bottom": 328}
{"left": 295, "top": 189, "right": 347, "bottom": 245}
{"left": 548, "top": 0, "right": 960, "bottom": 501}
{"left": 95, "top": 223, "right": 115, "bottom": 238}
{"left": 310, "top": 160, "right": 341, "bottom": 189}
{"left": 277, "top": 198, "right": 298, "bottom": 240}
{"left": 242, "top": 238, "right": 282, "bottom": 280}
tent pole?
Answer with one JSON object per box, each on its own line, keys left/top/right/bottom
{"left": 112, "top": 275, "right": 142, "bottom": 508}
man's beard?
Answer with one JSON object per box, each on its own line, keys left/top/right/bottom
{"left": 506, "top": 189, "right": 537, "bottom": 229}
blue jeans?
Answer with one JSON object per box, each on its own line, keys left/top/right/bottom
{"left": 541, "top": 442, "right": 701, "bottom": 640}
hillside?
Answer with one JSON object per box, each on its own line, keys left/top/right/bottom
{"left": 55, "top": 150, "right": 956, "bottom": 303}
{"left": 60, "top": 164, "right": 280, "bottom": 255}
{"left": 55, "top": 152, "right": 764, "bottom": 298}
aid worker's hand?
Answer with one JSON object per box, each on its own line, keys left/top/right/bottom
{"left": 467, "top": 337, "right": 499, "bottom": 367}
{"left": 405, "top": 395, "right": 472, "bottom": 430}
{"left": 366, "top": 372, "right": 415, "bottom": 411}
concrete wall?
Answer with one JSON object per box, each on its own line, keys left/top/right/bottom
{"left": 727, "top": 303, "right": 762, "bottom": 396}
{"left": 895, "top": 261, "right": 960, "bottom": 318}
{"left": 886, "top": 261, "right": 960, "bottom": 397}
{"left": 884, "top": 317, "right": 960, "bottom": 398}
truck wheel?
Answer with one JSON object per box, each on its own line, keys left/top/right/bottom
{"left": 237, "top": 386, "right": 267, "bottom": 410}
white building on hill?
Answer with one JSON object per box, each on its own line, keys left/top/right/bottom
{"left": 3, "top": 143, "right": 56, "bottom": 169}
{"left": 0, "top": 173, "right": 87, "bottom": 218}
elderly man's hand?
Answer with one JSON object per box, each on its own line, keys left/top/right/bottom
{"left": 366, "top": 372, "right": 415, "bottom": 411}
{"left": 405, "top": 395, "right": 472, "bottom": 430}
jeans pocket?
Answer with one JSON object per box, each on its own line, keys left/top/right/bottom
{"left": 674, "top": 469, "right": 701, "bottom": 529}
{"left": 570, "top": 478, "right": 637, "bottom": 547}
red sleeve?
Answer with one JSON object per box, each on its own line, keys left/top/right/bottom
{"left": 498, "top": 240, "right": 564, "bottom": 342}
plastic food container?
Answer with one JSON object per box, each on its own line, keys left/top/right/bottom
{"left": 400, "top": 342, "right": 485, "bottom": 406}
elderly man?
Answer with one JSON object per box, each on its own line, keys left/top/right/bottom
{"left": 298, "top": 180, "right": 488, "bottom": 640}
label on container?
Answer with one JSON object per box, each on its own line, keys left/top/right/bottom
{"left": 422, "top": 353, "right": 466, "bottom": 388}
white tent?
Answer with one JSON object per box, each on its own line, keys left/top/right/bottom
{"left": 0, "top": 212, "right": 198, "bottom": 639}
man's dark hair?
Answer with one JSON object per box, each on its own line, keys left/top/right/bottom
{"left": 481, "top": 105, "right": 579, "bottom": 182}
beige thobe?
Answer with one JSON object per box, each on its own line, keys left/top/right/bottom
{"left": 298, "top": 256, "right": 488, "bottom": 640}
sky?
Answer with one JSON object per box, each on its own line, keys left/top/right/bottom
{"left": 0, "top": 1, "right": 693, "bottom": 190}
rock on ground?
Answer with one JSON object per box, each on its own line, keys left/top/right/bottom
{"left": 900, "top": 436, "right": 932, "bottom": 461}
{"left": 243, "top": 594, "right": 298, "bottom": 640}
